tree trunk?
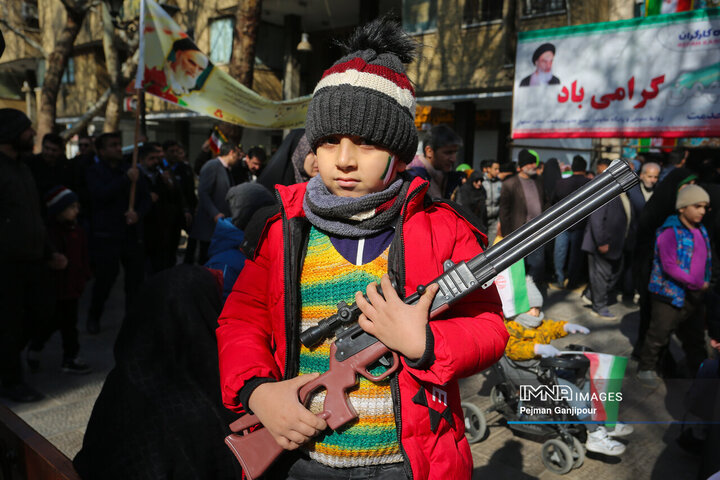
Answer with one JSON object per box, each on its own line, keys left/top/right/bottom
{"left": 102, "top": 2, "right": 123, "bottom": 132}
{"left": 222, "top": 0, "right": 262, "bottom": 145}
{"left": 35, "top": 5, "right": 86, "bottom": 150}
{"left": 503, "top": 0, "right": 519, "bottom": 66}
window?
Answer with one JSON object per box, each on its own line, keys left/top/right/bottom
{"left": 402, "top": 0, "right": 438, "bottom": 33}
{"left": 22, "top": 0, "right": 40, "bottom": 30}
{"left": 464, "top": 0, "right": 504, "bottom": 24}
{"left": 522, "top": 0, "right": 565, "bottom": 16}
{"left": 61, "top": 58, "right": 75, "bottom": 85}
{"left": 255, "top": 22, "right": 284, "bottom": 71}
{"left": 209, "top": 17, "right": 233, "bottom": 65}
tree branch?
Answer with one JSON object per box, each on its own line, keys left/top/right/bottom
{"left": 0, "top": 18, "right": 48, "bottom": 58}
{"left": 60, "top": 88, "right": 112, "bottom": 140}
{"left": 60, "top": 47, "right": 139, "bottom": 140}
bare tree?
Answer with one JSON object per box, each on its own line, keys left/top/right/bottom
{"left": 35, "top": 0, "right": 91, "bottom": 149}
{"left": 220, "top": 0, "right": 262, "bottom": 144}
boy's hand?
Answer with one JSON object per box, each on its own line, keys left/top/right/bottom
{"left": 356, "top": 275, "right": 439, "bottom": 361}
{"left": 248, "top": 374, "right": 327, "bottom": 451}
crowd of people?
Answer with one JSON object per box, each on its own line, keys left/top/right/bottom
{"left": 1, "top": 108, "right": 718, "bottom": 404}
{"left": 0, "top": 111, "right": 269, "bottom": 403}
{"left": 1, "top": 16, "right": 719, "bottom": 480}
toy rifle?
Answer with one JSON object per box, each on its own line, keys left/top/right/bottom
{"left": 224, "top": 159, "right": 638, "bottom": 479}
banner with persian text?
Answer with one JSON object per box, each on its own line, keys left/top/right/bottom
{"left": 136, "top": 0, "right": 310, "bottom": 129}
{"left": 512, "top": 8, "right": 720, "bottom": 139}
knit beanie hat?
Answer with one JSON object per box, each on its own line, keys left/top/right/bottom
{"left": 45, "top": 186, "right": 79, "bottom": 218}
{"left": 304, "top": 18, "right": 419, "bottom": 165}
{"left": 225, "top": 183, "right": 276, "bottom": 230}
{"left": 518, "top": 149, "right": 539, "bottom": 168}
{"left": 0, "top": 108, "right": 32, "bottom": 144}
{"left": 676, "top": 184, "right": 710, "bottom": 210}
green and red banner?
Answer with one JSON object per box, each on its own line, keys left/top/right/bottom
{"left": 512, "top": 8, "right": 720, "bottom": 139}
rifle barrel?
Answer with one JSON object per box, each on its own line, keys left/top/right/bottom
{"left": 467, "top": 159, "right": 638, "bottom": 282}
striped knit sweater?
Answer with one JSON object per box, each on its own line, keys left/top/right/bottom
{"left": 299, "top": 227, "right": 402, "bottom": 468}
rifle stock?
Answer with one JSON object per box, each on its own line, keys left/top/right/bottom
{"left": 224, "top": 159, "right": 639, "bottom": 478}
{"left": 225, "top": 341, "right": 398, "bottom": 479}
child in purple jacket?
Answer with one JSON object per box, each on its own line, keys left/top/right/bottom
{"left": 637, "top": 185, "right": 711, "bottom": 388}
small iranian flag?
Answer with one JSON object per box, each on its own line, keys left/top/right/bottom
{"left": 583, "top": 353, "right": 628, "bottom": 427}
{"left": 645, "top": 0, "right": 693, "bottom": 15}
{"left": 493, "top": 236, "right": 530, "bottom": 317}
{"left": 209, "top": 126, "right": 228, "bottom": 155}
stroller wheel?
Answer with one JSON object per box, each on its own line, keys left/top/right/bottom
{"left": 570, "top": 436, "right": 585, "bottom": 469}
{"left": 461, "top": 402, "right": 486, "bottom": 443}
{"left": 490, "top": 385, "right": 504, "bottom": 407}
{"left": 541, "top": 438, "right": 574, "bottom": 475}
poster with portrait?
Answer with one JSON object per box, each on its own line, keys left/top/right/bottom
{"left": 512, "top": 8, "right": 720, "bottom": 139}
{"left": 137, "top": 0, "right": 310, "bottom": 129}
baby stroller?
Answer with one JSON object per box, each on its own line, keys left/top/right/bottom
{"left": 462, "top": 345, "right": 592, "bottom": 475}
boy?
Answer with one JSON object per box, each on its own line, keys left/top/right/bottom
{"left": 27, "top": 186, "right": 91, "bottom": 374}
{"left": 637, "top": 185, "right": 712, "bottom": 388}
{"left": 216, "top": 18, "right": 508, "bottom": 479}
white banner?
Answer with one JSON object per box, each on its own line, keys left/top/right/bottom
{"left": 512, "top": 8, "right": 720, "bottom": 139}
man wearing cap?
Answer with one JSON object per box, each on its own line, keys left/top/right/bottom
{"left": 0, "top": 108, "right": 57, "bottom": 402}
{"left": 520, "top": 43, "right": 561, "bottom": 87}
{"left": 499, "top": 149, "right": 548, "bottom": 285}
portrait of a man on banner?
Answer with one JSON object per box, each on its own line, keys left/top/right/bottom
{"left": 144, "top": 37, "right": 213, "bottom": 104}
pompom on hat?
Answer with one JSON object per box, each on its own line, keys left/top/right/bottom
{"left": 676, "top": 184, "right": 710, "bottom": 210}
{"left": 304, "top": 17, "right": 419, "bottom": 164}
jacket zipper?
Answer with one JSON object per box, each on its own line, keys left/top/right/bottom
{"left": 390, "top": 182, "right": 426, "bottom": 480}
{"left": 278, "top": 191, "right": 295, "bottom": 381}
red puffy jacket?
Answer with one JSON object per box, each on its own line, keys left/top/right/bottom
{"left": 217, "top": 177, "right": 508, "bottom": 479}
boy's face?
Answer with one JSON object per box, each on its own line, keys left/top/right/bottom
{"left": 316, "top": 135, "right": 406, "bottom": 198}
{"left": 58, "top": 202, "right": 80, "bottom": 222}
{"left": 679, "top": 202, "right": 708, "bottom": 225}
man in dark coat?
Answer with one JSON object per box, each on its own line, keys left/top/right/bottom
{"left": 499, "top": 149, "right": 548, "bottom": 285}
{"left": 191, "top": 142, "right": 241, "bottom": 264}
{"left": 26, "top": 133, "right": 78, "bottom": 205}
{"left": 581, "top": 192, "right": 628, "bottom": 320}
{"left": 85, "top": 132, "right": 151, "bottom": 334}
{"left": 0, "top": 109, "right": 56, "bottom": 403}
{"left": 551, "top": 155, "right": 591, "bottom": 290}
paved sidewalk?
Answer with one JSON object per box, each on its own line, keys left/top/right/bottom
{"left": 0, "top": 278, "right": 704, "bottom": 479}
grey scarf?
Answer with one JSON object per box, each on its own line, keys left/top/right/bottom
{"left": 302, "top": 175, "right": 410, "bottom": 237}
{"left": 514, "top": 311, "right": 544, "bottom": 328}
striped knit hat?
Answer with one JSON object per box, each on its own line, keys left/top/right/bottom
{"left": 45, "top": 186, "right": 79, "bottom": 218}
{"left": 305, "top": 18, "right": 419, "bottom": 164}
